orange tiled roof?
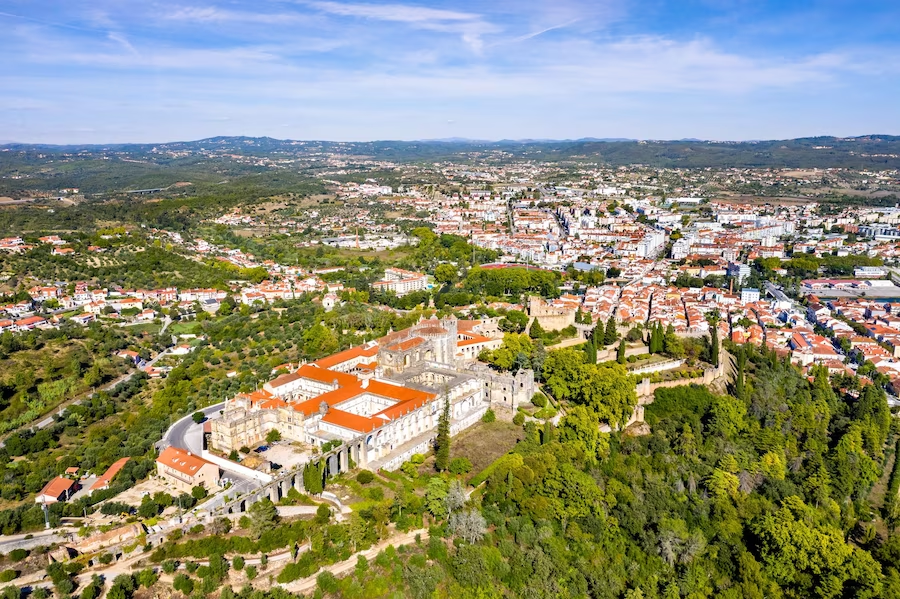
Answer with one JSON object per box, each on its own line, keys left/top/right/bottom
{"left": 90, "top": 457, "right": 130, "bottom": 491}
{"left": 321, "top": 410, "right": 381, "bottom": 432}
{"left": 388, "top": 337, "right": 426, "bottom": 352}
{"left": 313, "top": 344, "right": 379, "bottom": 369}
{"left": 38, "top": 476, "right": 75, "bottom": 499}
{"left": 157, "top": 446, "right": 215, "bottom": 477}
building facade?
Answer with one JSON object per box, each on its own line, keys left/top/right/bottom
{"left": 210, "top": 317, "right": 532, "bottom": 470}
{"left": 156, "top": 446, "right": 221, "bottom": 493}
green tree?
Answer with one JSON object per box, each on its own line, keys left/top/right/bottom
{"left": 498, "top": 310, "right": 528, "bottom": 333}
{"left": 558, "top": 405, "right": 609, "bottom": 462}
{"left": 434, "top": 263, "right": 457, "bottom": 285}
{"left": 434, "top": 397, "right": 451, "bottom": 472}
{"left": 248, "top": 497, "right": 279, "bottom": 539}
{"left": 583, "top": 341, "right": 597, "bottom": 365}
{"left": 303, "top": 461, "right": 324, "bottom": 495}
{"left": 604, "top": 315, "right": 618, "bottom": 345}
{"left": 752, "top": 496, "right": 882, "bottom": 597}
{"left": 617, "top": 339, "right": 626, "bottom": 364}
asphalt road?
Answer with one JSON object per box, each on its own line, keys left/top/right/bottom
{"left": 161, "top": 402, "right": 262, "bottom": 510}
{"left": 160, "top": 402, "right": 225, "bottom": 454}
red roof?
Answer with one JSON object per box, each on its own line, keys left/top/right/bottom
{"left": 38, "top": 476, "right": 75, "bottom": 500}
{"left": 157, "top": 446, "right": 215, "bottom": 477}
{"left": 321, "top": 410, "right": 381, "bottom": 433}
{"left": 16, "top": 316, "right": 45, "bottom": 326}
{"left": 314, "top": 344, "right": 379, "bottom": 369}
{"left": 388, "top": 337, "right": 426, "bottom": 351}
{"left": 90, "top": 458, "right": 130, "bottom": 491}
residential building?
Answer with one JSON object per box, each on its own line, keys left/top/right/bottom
{"left": 35, "top": 477, "right": 77, "bottom": 504}
{"left": 156, "top": 447, "right": 221, "bottom": 493}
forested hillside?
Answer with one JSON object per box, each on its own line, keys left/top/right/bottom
{"left": 130, "top": 344, "right": 900, "bottom": 599}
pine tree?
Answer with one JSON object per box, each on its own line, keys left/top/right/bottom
{"left": 617, "top": 339, "right": 626, "bottom": 364}
{"left": 542, "top": 420, "right": 554, "bottom": 445}
{"left": 604, "top": 315, "right": 618, "bottom": 346}
{"left": 434, "top": 397, "right": 451, "bottom": 471}
{"left": 529, "top": 318, "right": 546, "bottom": 341}
{"left": 584, "top": 341, "right": 597, "bottom": 365}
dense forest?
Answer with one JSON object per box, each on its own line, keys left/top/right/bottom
{"left": 17, "top": 342, "right": 896, "bottom": 598}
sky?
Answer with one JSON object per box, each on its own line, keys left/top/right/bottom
{"left": 2, "top": 0, "right": 900, "bottom": 144}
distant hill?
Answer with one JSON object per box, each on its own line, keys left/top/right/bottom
{"left": 2, "top": 135, "right": 900, "bottom": 195}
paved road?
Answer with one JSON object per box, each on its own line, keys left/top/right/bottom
{"left": 764, "top": 281, "right": 793, "bottom": 304}
{"left": 161, "top": 402, "right": 262, "bottom": 511}
{"left": 160, "top": 402, "right": 224, "bottom": 454}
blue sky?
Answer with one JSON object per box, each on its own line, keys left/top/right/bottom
{"left": 2, "top": 0, "right": 899, "bottom": 143}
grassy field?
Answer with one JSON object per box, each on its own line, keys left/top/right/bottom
{"left": 169, "top": 321, "right": 201, "bottom": 336}
{"left": 419, "top": 419, "right": 524, "bottom": 477}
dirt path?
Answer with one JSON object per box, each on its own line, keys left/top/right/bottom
{"left": 279, "top": 527, "right": 429, "bottom": 594}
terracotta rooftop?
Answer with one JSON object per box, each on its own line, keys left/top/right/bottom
{"left": 90, "top": 457, "right": 130, "bottom": 491}
{"left": 313, "top": 344, "right": 380, "bottom": 370}
{"left": 38, "top": 476, "right": 75, "bottom": 500}
{"left": 157, "top": 446, "right": 215, "bottom": 477}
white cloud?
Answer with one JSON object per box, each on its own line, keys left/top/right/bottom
{"left": 301, "top": 0, "right": 500, "bottom": 52}
{"left": 164, "top": 6, "right": 309, "bottom": 25}
{"left": 304, "top": 1, "right": 480, "bottom": 23}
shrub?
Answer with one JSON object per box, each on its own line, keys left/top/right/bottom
{"left": 173, "top": 573, "right": 193, "bottom": 595}
{"left": 162, "top": 560, "right": 177, "bottom": 574}
{"left": 185, "top": 561, "right": 199, "bottom": 574}
{"left": 449, "top": 458, "right": 472, "bottom": 475}
{"left": 137, "top": 568, "right": 158, "bottom": 588}
{"left": 0, "top": 570, "right": 17, "bottom": 582}
{"left": 356, "top": 470, "right": 375, "bottom": 485}
{"left": 245, "top": 565, "right": 257, "bottom": 580}
{"left": 7, "top": 549, "right": 27, "bottom": 562}
{"left": 191, "top": 412, "right": 205, "bottom": 424}
{"left": 531, "top": 393, "right": 547, "bottom": 408}
{"left": 410, "top": 454, "right": 425, "bottom": 464}
{"left": 367, "top": 487, "right": 384, "bottom": 501}
{"left": 513, "top": 413, "right": 525, "bottom": 426}
{"left": 101, "top": 502, "right": 132, "bottom": 516}
{"left": 481, "top": 409, "right": 496, "bottom": 423}
{"left": 98, "top": 553, "right": 113, "bottom": 565}
{"left": 317, "top": 571, "right": 339, "bottom": 593}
